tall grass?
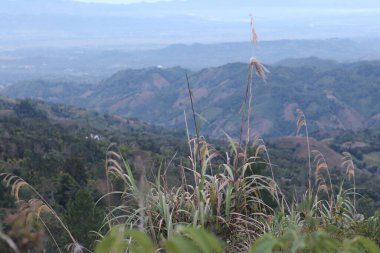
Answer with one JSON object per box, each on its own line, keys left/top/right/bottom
{"left": 102, "top": 135, "right": 283, "bottom": 252}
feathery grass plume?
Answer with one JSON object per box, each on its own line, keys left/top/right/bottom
{"left": 342, "top": 152, "right": 355, "bottom": 181}
{"left": 0, "top": 173, "right": 83, "bottom": 253}
{"left": 341, "top": 152, "right": 356, "bottom": 215}
{"left": 249, "top": 57, "right": 268, "bottom": 81}
{"left": 250, "top": 14, "right": 258, "bottom": 46}
{"left": 295, "top": 109, "right": 312, "bottom": 196}
{"left": 237, "top": 16, "right": 268, "bottom": 173}
{"left": 237, "top": 57, "right": 268, "bottom": 173}
{"left": 312, "top": 150, "right": 334, "bottom": 203}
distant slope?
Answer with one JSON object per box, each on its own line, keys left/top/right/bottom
{"left": 1, "top": 38, "right": 380, "bottom": 83}
{"left": 137, "top": 39, "right": 380, "bottom": 69}
{"left": 2, "top": 59, "right": 380, "bottom": 138}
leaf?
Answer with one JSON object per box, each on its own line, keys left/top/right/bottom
{"left": 225, "top": 186, "right": 233, "bottom": 221}
{"left": 248, "top": 234, "right": 278, "bottom": 253}
{"left": 222, "top": 164, "right": 234, "bottom": 181}
{"left": 125, "top": 230, "right": 155, "bottom": 253}
{"left": 224, "top": 132, "right": 237, "bottom": 156}
{"left": 95, "top": 227, "right": 127, "bottom": 253}
{"left": 181, "top": 227, "right": 222, "bottom": 253}
{"left": 290, "top": 235, "right": 306, "bottom": 253}
{"left": 355, "top": 237, "right": 380, "bottom": 253}
{"left": 165, "top": 236, "right": 200, "bottom": 253}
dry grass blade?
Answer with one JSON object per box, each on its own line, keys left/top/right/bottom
{"left": 0, "top": 231, "right": 20, "bottom": 253}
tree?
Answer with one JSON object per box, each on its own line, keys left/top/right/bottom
{"left": 65, "top": 189, "right": 103, "bottom": 249}
{"left": 63, "top": 157, "right": 88, "bottom": 185}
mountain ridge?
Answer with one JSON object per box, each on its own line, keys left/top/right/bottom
{"left": 2, "top": 59, "right": 380, "bottom": 139}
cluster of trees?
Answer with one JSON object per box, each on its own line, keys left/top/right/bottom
{"left": 0, "top": 98, "right": 189, "bottom": 250}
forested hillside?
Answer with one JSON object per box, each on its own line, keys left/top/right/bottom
{"left": 3, "top": 59, "right": 380, "bottom": 138}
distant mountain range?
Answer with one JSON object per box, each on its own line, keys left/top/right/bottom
{"left": 2, "top": 58, "right": 380, "bottom": 138}
{"left": 1, "top": 38, "right": 380, "bottom": 84}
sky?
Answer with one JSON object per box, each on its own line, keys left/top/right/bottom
{"left": 75, "top": 0, "right": 174, "bottom": 3}
{"left": 0, "top": 0, "right": 379, "bottom": 50}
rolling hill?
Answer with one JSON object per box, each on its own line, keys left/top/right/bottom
{"left": 3, "top": 59, "right": 379, "bottom": 139}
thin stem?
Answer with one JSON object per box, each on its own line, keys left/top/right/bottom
{"left": 244, "top": 64, "right": 254, "bottom": 160}
{"left": 186, "top": 72, "right": 201, "bottom": 165}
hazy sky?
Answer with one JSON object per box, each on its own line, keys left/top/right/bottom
{"left": 75, "top": 0, "right": 174, "bottom": 3}
{"left": 1, "top": 0, "right": 379, "bottom": 49}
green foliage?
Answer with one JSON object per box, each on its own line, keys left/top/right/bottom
{"left": 65, "top": 189, "right": 103, "bottom": 249}
{"left": 63, "top": 157, "right": 88, "bottom": 185}
{"left": 249, "top": 229, "right": 380, "bottom": 253}
{"left": 350, "top": 211, "right": 380, "bottom": 245}
{"left": 95, "top": 226, "right": 222, "bottom": 253}
{"left": 14, "top": 99, "right": 47, "bottom": 119}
